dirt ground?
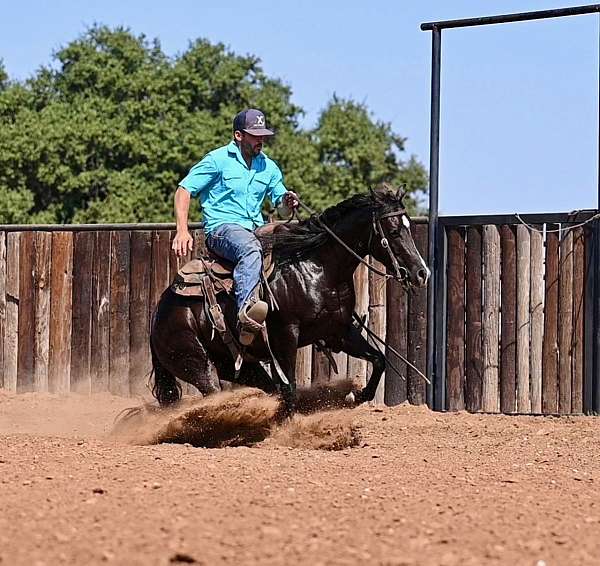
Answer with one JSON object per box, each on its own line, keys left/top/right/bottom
{"left": 1, "top": 387, "right": 600, "bottom": 566}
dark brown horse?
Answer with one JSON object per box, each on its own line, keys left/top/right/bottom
{"left": 150, "top": 184, "right": 429, "bottom": 411}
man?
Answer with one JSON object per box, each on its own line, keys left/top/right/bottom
{"left": 172, "top": 109, "right": 299, "bottom": 345}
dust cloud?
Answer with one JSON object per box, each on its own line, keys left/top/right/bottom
{"left": 112, "top": 383, "right": 361, "bottom": 450}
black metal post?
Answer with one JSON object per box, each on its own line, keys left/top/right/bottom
{"left": 426, "top": 26, "right": 442, "bottom": 409}
{"left": 584, "top": 225, "right": 595, "bottom": 412}
{"left": 593, "top": 13, "right": 600, "bottom": 413}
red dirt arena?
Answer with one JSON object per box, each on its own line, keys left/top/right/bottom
{"left": 1, "top": 387, "right": 599, "bottom": 566}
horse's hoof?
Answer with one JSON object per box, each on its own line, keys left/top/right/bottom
{"left": 345, "top": 390, "right": 364, "bottom": 405}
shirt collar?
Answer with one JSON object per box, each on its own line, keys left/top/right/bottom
{"left": 227, "top": 140, "right": 264, "bottom": 169}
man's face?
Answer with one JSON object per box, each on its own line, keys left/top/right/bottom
{"left": 235, "top": 131, "right": 266, "bottom": 156}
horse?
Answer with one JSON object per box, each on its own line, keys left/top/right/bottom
{"left": 150, "top": 183, "right": 430, "bottom": 412}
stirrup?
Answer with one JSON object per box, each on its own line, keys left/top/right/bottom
{"left": 238, "top": 299, "right": 268, "bottom": 346}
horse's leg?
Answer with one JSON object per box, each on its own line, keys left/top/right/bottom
{"left": 152, "top": 328, "right": 221, "bottom": 401}
{"left": 150, "top": 340, "right": 182, "bottom": 406}
{"left": 268, "top": 325, "right": 299, "bottom": 412}
{"left": 338, "top": 325, "right": 386, "bottom": 403}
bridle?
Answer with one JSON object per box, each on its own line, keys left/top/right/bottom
{"left": 370, "top": 209, "right": 410, "bottom": 286}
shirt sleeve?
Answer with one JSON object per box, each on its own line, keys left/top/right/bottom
{"left": 179, "top": 154, "right": 219, "bottom": 199}
{"left": 267, "top": 163, "right": 288, "bottom": 206}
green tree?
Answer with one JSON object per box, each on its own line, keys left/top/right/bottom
{"left": 0, "top": 60, "right": 7, "bottom": 91}
{"left": 307, "top": 97, "right": 427, "bottom": 212}
{"left": 0, "top": 26, "right": 427, "bottom": 224}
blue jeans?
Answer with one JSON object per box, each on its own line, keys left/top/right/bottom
{"left": 206, "top": 223, "right": 263, "bottom": 311}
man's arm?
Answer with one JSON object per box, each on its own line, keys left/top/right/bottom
{"left": 268, "top": 164, "right": 299, "bottom": 217}
{"left": 172, "top": 187, "right": 193, "bottom": 256}
{"left": 172, "top": 154, "right": 219, "bottom": 257}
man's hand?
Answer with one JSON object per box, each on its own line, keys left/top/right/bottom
{"left": 282, "top": 191, "right": 299, "bottom": 210}
{"left": 172, "top": 230, "right": 193, "bottom": 257}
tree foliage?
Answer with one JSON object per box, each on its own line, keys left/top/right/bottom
{"left": 0, "top": 26, "right": 427, "bottom": 224}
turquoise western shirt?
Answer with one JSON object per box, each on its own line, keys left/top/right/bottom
{"left": 179, "top": 141, "right": 287, "bottom": 234}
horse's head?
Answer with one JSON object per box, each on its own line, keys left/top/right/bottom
{"left": 368, "top": 183, "right": 430, "bottom": 288}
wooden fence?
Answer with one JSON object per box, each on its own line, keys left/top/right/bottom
{"left": 0, "top": 224, "right": 429, "bottom": 403}
{"left": 440, "top": 217, "right": 590, "bottom": 414}
{"left": 0, "top": 214, "right": 594, "bottom": 415}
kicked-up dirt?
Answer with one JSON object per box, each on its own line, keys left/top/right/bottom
{"left": 1, "top": 386, "right": 600, "bottom": 566}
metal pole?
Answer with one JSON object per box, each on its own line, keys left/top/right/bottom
{"left": 594, "top": 13, "right": 600, "bottom": 412}
{"left": 426, "top": 26, "right": 442, "bottom": 409}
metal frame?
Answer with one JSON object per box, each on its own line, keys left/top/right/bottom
{"left": 421, "top": 5, "right": 600, "bottom": 412}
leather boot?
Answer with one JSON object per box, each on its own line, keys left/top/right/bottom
{"left": 238, "top": 297, "right": 268, "bottom": 346}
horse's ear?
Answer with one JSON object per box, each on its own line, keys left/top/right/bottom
{"left": 396, "top": 185, "right": 407, "bottom": 202}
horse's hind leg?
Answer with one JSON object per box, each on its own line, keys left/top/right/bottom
{"left": 151, "top": 342, "right": 182, "bottom": 406}
{"left": 151, "top": 329, "right": 220, "bottom": 404}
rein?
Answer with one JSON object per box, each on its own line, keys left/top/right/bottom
{"left": 296, "top": 199, "right": 407, "bottom": 284}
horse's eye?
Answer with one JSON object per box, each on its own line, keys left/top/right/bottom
{"left": 389, "top": 228, "right": 400, "bottom": 237}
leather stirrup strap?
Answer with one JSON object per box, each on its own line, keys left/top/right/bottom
{"left": 201, "top": 274, "right": 241, "bottom": 364}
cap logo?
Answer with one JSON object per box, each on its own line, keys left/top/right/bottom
{"left": 254, "top": 115, "right": 265, "bottom": 127}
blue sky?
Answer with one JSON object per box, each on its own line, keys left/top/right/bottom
{"left": 0, "top": 1, "right": 598, "bottom": 215}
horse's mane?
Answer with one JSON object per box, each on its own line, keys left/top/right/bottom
{"left": 265, "top": 187, "right": 401, "bottom": 263}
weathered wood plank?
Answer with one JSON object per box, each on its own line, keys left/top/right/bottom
{"left": 347, "top": 263, "right": 368, "bottom": 388}
{"left": 530, "top": 229, "right": 544, "bottom": 414}
{"left": 542, "top": 228, "right": 559, "bottom": 414}
{"left": 192, "top": 228, "right": 207, "bottom": 258}
{"left": 71, "top": 232, "right": 95, "bottom": 394}
{"left": 109, "top": 231, "right": 131, "bottom": 396}
{"left": 91, "top": 232, "right": 111, "bottom": 393}
{"left": 169, "top": 230, "right": 180, "bottom": 282}
{"left": 571, "top": 227, "right": 585, "bottom": 413}
{"left": 0, "top": 232, "right": 5, "bottom": 388}
{"left": 446, "top": 227, "right": 465, "bottom": 411}
{"left": 384, "top": 278, "right": 408, "bottom": 406}
{"left": 48, "top": 232, "right": 73, "bottom": 394}
{"left": 516, "top": 225, "right": 531, "bottom": 413}
{"left": 558, "top": 230, "right": 573, "bottom": 414}
{"left": 465, "top": 226, "right": 483, "bottom": 412}
{"left": 33, "top": 232, "right": 52, "bottom": 392}
{"left": 129, "top": 231, "right": 152, "bottom": 396}
{"left": 150, "top": 231, "right": 171, "bottom": 326}
{"left": 17, "top": 232, "right": 36, "bottom": 392}
{"left": 482, "top": 225, "right": 500, "bottom": 413}
{"left": 407, "top": 224, "right": 428, "bottom": 405}
{"left": 369, "top": 257, "right": 386, "bottom": 404}
{"left": 295, "top": 346, "right": 312, "bottom": 389}
{"left": 500, "top": 225, "right": 516, "bottom": 414}
{"left": 330, "top": 351, "right": 348, "bottom": 383}
{"left": 4, "top": 233, "right": 19, "bottom": 392}
{"left": 312, "top": 347, "right": 331, "bottom": 386}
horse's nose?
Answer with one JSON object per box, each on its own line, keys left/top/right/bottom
{"left": 416, "top": 267, "right": 429, "bottom": 287}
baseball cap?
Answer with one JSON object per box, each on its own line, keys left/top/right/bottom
{"left": 233, "top": 109, "right": 275, "bottom": 136}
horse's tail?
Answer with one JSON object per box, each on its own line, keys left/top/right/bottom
{"left": 150, "top": 306, "right": 182, "bottom": 407}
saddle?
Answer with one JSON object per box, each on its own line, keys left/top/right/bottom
{"left": 170, "top": 251, "right": 274, "bottom": 298}
{"left": 170, "top": 222, "right": 278, "bottom": 298}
